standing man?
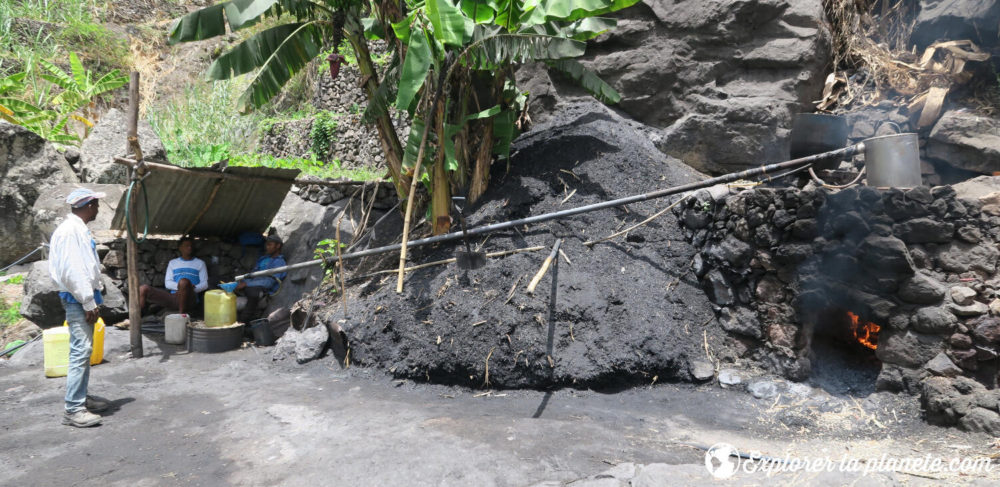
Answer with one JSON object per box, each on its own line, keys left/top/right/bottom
{"left": 235, "top": 234, "right": 287, "bottom": 323}
{"left": 49, "top": 188, "right": 110, "bottom": 428}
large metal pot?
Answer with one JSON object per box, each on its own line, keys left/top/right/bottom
{"left": 862, "top": 133, "right": 921, "bottom": 188}
{"left": 789, "top": 113, "right": 848, "bottom": 170}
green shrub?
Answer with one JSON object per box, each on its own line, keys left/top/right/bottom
{"left": 4, "top": 275, "right": 25, "bottom": 285}
{"left": 310, "top": 111, "right": 338, "bottom": 162}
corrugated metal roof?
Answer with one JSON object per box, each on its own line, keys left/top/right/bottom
{"left": 110, "top": 165, "right": 300, "bottom": 238}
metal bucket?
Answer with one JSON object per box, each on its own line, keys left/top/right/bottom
{"left": 862, "top": 133, "right": 921, "bottom": 188}
{"left": 789, "top": 113, "right": 848, "bottom": 170}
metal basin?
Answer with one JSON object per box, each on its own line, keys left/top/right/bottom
{"left": 862, "top": 133, "right": 921, "bottom": 188}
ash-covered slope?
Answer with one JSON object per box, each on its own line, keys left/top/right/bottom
{"left": 340, "top": 101, "right": 724, "bottom": 389}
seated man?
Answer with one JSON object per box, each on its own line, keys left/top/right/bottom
{"left": 138, "top": 236, "right": 208, "bottom": 315}
{"left": 236, "top": 234, "right": 287, "bottom": 322}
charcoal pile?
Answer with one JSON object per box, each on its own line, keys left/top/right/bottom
{"left": 323, "top": 101, "right": 730, "bottom": 389}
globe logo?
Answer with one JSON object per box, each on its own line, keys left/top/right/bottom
{"left": 705, "top": 442, "right": 740, "bottom": 479}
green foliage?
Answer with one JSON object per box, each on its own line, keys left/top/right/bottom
{"left": 314, "top": 238, "right": 347, "bottom": 281}
{"left": 0, "top": 300, "right": 20, "bottom": 327}
{"left": 148, "top": 78, "right": 269, "bottom": 164}
{"left": 309, "top": 110, "right": 338, "bottom": 162}
{"left": 0, "top": 53, "right": 127, "bottom": 144}
{"left": 4, "top": 275, "right": 25, "bottom": 285}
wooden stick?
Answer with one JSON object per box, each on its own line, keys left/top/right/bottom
{"left": 125, "top": 72, "right": 143, "bottom": 359}
{"left": 526, "top": 239, "right": 562, "bottom": 295}
{"left": 336, "top": 218, "right": 347, "bottom": 318}
{"left": 355, "top": 246, "right": 543, "bottom": 280}
{"left": 113, "top": 157, "right": 378, "bottom": 188}
{"left": 583, "top": 193, "right": 691, "bottom": 247}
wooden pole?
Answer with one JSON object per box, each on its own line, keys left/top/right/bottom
{"left": 126, "top": 72, "right": 143, "bottom": 359}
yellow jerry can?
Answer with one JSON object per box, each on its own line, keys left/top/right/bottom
{"left": 43, "top": 318, "right": 105, "bottom": 378}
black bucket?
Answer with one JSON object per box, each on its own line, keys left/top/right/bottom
{"left": 187, "top": 323, "right": 245, "bottom": 353}
{"left": 249, "top": 318, "right": 276, "bottom": 347}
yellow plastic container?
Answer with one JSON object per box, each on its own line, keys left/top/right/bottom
{"left": 204, "top": 289, "right": 237, "bottom": 327}
{"left": 43, "top": 318, "right": 105, "bottom": 378}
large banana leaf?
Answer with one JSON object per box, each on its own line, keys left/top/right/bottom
{"left": 236, "top": 22, "right": 325, "bottom": 112}
{"left": 460, "top": 33, "right": 585, "bottom": 70}
{"left": 520, "top": 0, "right": 640, "bottom": 25}
{"left": 89, "top": 69, "right": 128, "bottom": 97}
{"left": 460, "top": 0, "right": 498, "bottom": 23}
{"left": 169, "top": 0, "right": 284, "bottom": 44}
{"left": 547, "top": 58, "right": 619, "bottom": 104}
{"left": 38, "top": 60, "right": 76, "bottom": 91}
{"left": 427, "top": 0, "right": 474, "bottom": 47}
{"left": 396, "top": 27, "right": 433, "bottom": 112}
{"left": 208, "top": 23, "right": 311, "bottom": 79}
{"left": 68, "top": 53, "right": 88, "bottom": 91}
{"left": 0, "top": 72, "right": 27, "bottom": 96}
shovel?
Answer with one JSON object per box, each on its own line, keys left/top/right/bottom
{"left": 452, "top": 197, "right": 487, "bottom": 270}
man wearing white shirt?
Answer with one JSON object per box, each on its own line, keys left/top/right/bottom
{"left": 138, "top": 236, "right": 208, "bottom": 315}
{"left": 49, "top": 187, "right": 110, "bottom": 428}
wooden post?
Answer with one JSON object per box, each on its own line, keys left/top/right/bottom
{"left": 126, "top": 71, "right": 143, "bottom": 359}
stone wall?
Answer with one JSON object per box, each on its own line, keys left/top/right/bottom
{"left": 259, "top": 41, "right": 411, "bottom": 171}
{"left": 677, "top": 180, "right": 1000, "bottom": 431}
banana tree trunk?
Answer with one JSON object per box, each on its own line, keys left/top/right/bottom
{"left": 431, "top": 96, "right": 451, "bottom": 235}
{"left": 345, "top": 31, "right": 410, "bottom": 199}
{"left": 468, "top": 118, "right": 494, "bottom": 203}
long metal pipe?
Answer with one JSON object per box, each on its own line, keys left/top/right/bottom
{"left": 236, "top": 144, "right": 861, "bottom": 280}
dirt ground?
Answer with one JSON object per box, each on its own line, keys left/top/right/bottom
{"left": 2, "top": 327, "right": 999, "bottom": 486}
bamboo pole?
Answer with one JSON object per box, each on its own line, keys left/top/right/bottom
{"left": 126, "top": 72, "right": 142, "bottom": 359}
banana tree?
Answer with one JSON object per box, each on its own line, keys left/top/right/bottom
{"left": 379, "top": 0, "right": 634, "bottom": 234}
{"left": 168, "top": 0, "right": 413, "bottom": 198}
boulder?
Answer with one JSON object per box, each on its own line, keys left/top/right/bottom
{"left": 295, "top": 324, "right": 329, "bottom": 364}
{"left": 925, "top": 352, "right": 962, "bottom": 377}
{"left": 0, "top": 121, "right": 79, "bottom": 266}
{"left": 31, "top": 183, "right": 125, "bottom": 238}
{"left": 19, "top": 260, "right": 127, "bottom": 327}
{"left": 949, "top": 286, "right": 977, "bottom": 306}
{"left": 19, "top": 261, "right": 64, "bottom": 328}
{"left": 936, "top": 241, "right": 999, "bottom": 274}
{"left": 877, "top": 330, "right": 944, "bottom": 368}
{"left": 689, "top": 360, "right": 715, "bottom": 381}
{"left": 78, "top": 108, "right": 167, "bottom": 184}
{"left": 898, "top": 272, "right": 946, "bottom": 304}
{"left": 951, "top": 175, "right": 1000, "bottom": 201}
{"left": 913, "top": 306, "right": 958, "bottom": 334}
{"left": 892, "top": 218, "right": 954, "bottom": 244}
{"left": 911, "top": 0, "right": 1000, "bottom": 50}
{"left": 518, "top": 0, "right": 831, "bottom": 174}
{"left": 926, "top": 111, "right": 1000, "bottom": 175}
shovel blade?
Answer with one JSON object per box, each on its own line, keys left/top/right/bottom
{"left": 456, "top": 251, "right": 487, "bottom": 270}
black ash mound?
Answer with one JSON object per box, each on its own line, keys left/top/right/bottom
{"left": 340, "top": 102, "right": 723, "bottom": 389}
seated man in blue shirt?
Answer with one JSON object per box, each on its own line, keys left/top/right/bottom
{"left": 235, "top": 234, "right": 287, "bottom": 322}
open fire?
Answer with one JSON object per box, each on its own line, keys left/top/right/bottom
{"left": 847, "top": 311, "right": 880, "bottom": 351}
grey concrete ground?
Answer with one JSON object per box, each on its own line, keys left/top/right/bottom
{"left": 2, "top": 328, "right": 998, "bottom": 486}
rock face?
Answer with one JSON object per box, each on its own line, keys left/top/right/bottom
{"left": 0, "top": 121, "right": 79, "bottom": 266}
{"left": 31, "top": 183, "right": 125, "bottom": 238}
{"left": 78, "top": 108, "right": 167, "bottom": 184}
{"left": 926, "top": 110, "right": 1000, "bottom": 175}
{"left": 519, "top": 0, "right": 831, "bottom": 174}
{"left": 267, "top": 190, "right": 367, "bottom": 314}
{"left": 911, "top": 0, "right": 1000, "bottom": 50}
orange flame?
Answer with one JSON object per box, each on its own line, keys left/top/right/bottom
{"left": 847, "top": 311, "right": 880, "bottom": 350}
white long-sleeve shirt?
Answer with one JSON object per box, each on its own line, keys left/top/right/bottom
{"left": 49, "top": 213, "right": 102, "bottom": 312}
{"left": 164, "top": 256, "right": 208, "bottom": 293}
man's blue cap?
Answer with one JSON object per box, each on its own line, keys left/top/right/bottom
{"left": 66, "top": 187, "right": 107, "bottom": 208}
